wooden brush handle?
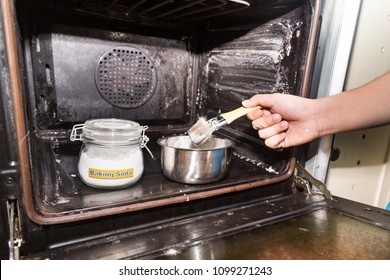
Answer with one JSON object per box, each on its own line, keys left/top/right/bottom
{"left": 220, "top": 106, "right": 261, "bottom": 124}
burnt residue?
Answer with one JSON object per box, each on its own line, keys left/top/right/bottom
{"left": 22, "top": 2, "right": 309, "bottom": 133}
{"left": 17, "top": 0, "right": 249, "bottom": 31}
{"left": 27, "top": 31, "right": 59, "bottom": 129}
{"left": 202, "top": 7, "right": 306, "bottom": 101}
{"left": 29, "top": 133, "right": 81, "bottom": 212}
{"left": 25, "top": 22, "right": 193, "bottom": 130}
{"left": 197, "top": 6, "right": 308, "bottom": 139}
{"left": 18, "top": 0, "right": 307, "bottom": 31}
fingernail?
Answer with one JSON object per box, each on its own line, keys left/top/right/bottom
{"left": 242, "top": 100, "right": 251, "bottom": 106}
{"left": 273, "top": 114, "right": 282, "bottom": 122}
{"left": 280, "top": 121, "right": 288, "bottom": 128}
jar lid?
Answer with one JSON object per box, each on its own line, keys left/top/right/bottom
{"left": 81, "top": 118, "right": 142, "bottom": 145}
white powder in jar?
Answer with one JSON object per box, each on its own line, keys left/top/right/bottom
{"left": 78, "top": 144, "right": 144, "bottom": 189}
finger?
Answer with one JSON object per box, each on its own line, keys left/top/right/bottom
{"left": 247, "top": 108, "right": 272, "bottom": 121}
{"left": 246, "top": 107, "right": 263, "bottom": 120}
{"left": 262, "top": 110, "right": 272, "bottom": 117}
{"left": 252, "top": 113, "right": 282, "bottom": 130}
{"left": 264, "top": 132, "right": 287, "bottom": 149}
{"left": 257, "top": 120, "right": 288, "bottom": 139}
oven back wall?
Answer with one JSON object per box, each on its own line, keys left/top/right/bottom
{"left": 27, "top": 24, "right": 193, "bottom": 129}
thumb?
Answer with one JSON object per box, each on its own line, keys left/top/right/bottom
{"left": 242, "top": 93, "right": 281, "bottom": 110}
{"left": 241, "top": 98, "right": 258, "bottom": 107}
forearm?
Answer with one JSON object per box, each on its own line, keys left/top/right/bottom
{"left": 315, "top": 71, "right": 390, "bottom": 137}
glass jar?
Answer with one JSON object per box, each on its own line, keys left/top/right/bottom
{"left": 70, "top": 118, "right": 149, "bottom": 189}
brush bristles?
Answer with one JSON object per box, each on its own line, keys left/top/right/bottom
{"left": 187, "top": 117, "right": 216, "bottom": 145}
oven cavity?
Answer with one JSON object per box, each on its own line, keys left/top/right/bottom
{"left": 15, "top": 0, "right": 315, "bottom": 224}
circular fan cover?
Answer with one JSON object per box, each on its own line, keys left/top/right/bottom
{"left": 95, "top": 46, "right": 157, "bottom": 108}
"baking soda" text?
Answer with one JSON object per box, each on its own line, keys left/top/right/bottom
{"left": 88, "top": 168, "right": 134, "bottom": 179}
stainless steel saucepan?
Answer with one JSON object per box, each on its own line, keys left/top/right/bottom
{"left": 157, "top": 135, "right": 234, "bottom": 184}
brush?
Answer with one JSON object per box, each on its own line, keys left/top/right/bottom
{"left": 187, "top": 106, "right": 261, "bottom": 145}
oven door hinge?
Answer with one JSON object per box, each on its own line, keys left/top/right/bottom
{"left": 6, "top": 199, "right": 23, "bottom": 260}
{"left": 294, "top": 162, "right": 333, "bottom": 200}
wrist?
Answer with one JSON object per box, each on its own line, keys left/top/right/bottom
{"left": 313, "top": 95, "right": 342, "bottom": 138}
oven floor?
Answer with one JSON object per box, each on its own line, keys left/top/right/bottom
{"left": 29, "top": 134, "right": 293, "bottom": 221}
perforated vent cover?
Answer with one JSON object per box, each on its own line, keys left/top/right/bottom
{"left": 95, "top": 46, "right": 157, "bottom": 108}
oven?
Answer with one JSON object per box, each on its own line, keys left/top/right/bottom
{"left": 1, "top": 0, "right": 389, "bottom": 260}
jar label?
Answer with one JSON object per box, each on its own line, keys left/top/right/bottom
{"left": 88, "top": 168, "right": 134, "bottom": 179}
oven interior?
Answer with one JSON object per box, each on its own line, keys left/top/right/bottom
{"left": 15, "top": 0, "right": 315, "bottom": 224}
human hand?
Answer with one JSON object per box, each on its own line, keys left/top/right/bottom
{"left": 242, "top": 93, "right": 320, "bottom": 148}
